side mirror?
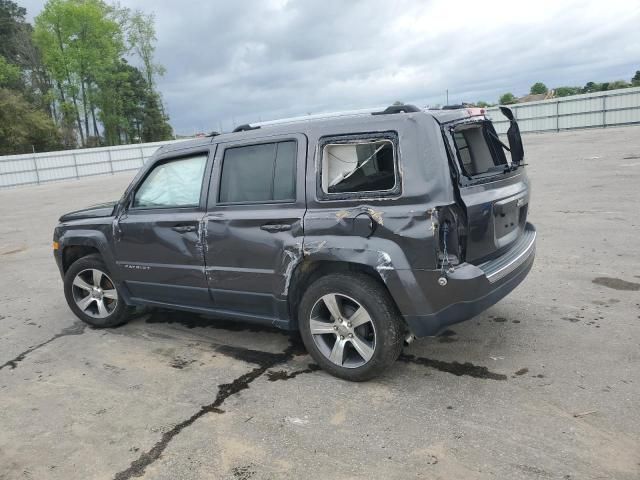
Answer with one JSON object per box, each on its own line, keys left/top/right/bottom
{"left": 499, "top": 107, "right": 524, "bottom": 165}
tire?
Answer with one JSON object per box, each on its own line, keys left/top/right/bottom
{"left": 63, "top": 254, "right": 130, "bottom": 328}
{"left": 298, "top": 273, "right": 404, "bottom": 381}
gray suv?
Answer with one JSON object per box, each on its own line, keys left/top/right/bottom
{"left": 53, "top": 104, "right": 536, "bottom": 381}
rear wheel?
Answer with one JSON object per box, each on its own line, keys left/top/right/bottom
{"left": 298, "top": 273, "right": 404, "bottom": 381}
{"left": 64, "top": 254, "right": 130, "bottom": 328}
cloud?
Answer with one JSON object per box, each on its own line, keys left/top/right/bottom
{"left": 19, "top": 0, "right": 640, "bottom": 134}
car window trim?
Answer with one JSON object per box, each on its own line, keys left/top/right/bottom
{"left": 215, "top": 138, "right": 298, "bottom": 207}
{"left": 316, "top": 131, "right": 401, "bottom": 201}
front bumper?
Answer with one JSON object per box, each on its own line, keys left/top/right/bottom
{"left": 404, "top": 222, "right": 536, "bottom": 337}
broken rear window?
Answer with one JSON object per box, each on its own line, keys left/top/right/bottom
{"left": 452, "top": 122, "right": 509, "bottom": 177}
{"left": 321, "top": 138, "right": 396, "bottom": 194}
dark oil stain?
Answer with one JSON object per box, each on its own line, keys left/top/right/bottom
{"left": 512, "top": 320, "right": 521, "bottom": 323}
{"left": 145, "top": 310, "right": 285, "bottom": 334}
{"left": 493, "top": 317, "right": 507, "bottom": 323}
{"left": 562, "top": 317, "right": 581, "bottom": 323}
{"left": 438, "top": 329, "right": 458, "bottom": 343}
{"left": 231, "top": 464, "right": 256, "bottom": 480}
{"left": 398, "top": 354, "right": 506, "bottom": 381}
{"left": 169, "top": 357, "right": 195, "bottom": 369}
{"left": 0, "top": 321, "right": 86, "bottom": 371}
{"left": 515, "top": 368, "right": 529, "bottom": 376}
{"left": 592, "top": 277, "right": 640, "bottom": 291}
{"left": 266, "top": 364, "right": 320, "bottom": 382}
{"left": 113, "top": 341, "right": 300, "bottom": 480}
{"left": 216, "top": 345, "right": 302, "bottom": 366}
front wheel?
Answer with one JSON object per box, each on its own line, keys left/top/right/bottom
{"left": 298, "top": 273, "right": 404, "bottom": 381}
{"left": 63, "top": 254, "right": 130, "bottom": 328}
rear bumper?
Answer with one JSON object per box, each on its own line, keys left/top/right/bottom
{"left": 403, "top": 223, "right": 536, "bottom": 337}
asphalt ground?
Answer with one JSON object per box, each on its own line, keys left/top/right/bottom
{"left": 1, "top": 126, "right": 639, "bottom": 480}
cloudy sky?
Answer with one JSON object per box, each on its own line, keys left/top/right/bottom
{"left": 21, "top": 0, "right": 640, "bottom": 135}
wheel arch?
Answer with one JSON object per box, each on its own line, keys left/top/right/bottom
{"left": 62, "top": 245, "right": 101, "bottom": 273}
{"left": 58, "top": 229, "right": 117, "bottom": 276}
{"left": 287, "top": 259, "right": 403, "bottom": 329}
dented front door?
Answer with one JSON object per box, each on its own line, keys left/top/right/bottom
{"left": 113, "top": 148, "right": 214, "bottom": 307}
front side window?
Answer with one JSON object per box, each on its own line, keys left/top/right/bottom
{"left": 133, "top": 154, "right": 207, "bottom": 208}
{"left": 321, "top": 137, "right": 396, "bottom": 195}
{"left": 218, "top": 141, "right": 296, "bottom": 203}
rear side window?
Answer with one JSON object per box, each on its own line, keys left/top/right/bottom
{"left": 320, "top": 134, "right": 398, "bottom": 196}
{"left": 218, "top": 141, "right": 296, "bottom": 203}
{"left": 133, "top": 154, "right": 207, "bottom": 208}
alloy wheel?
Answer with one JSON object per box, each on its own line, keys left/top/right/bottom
{"left": 71, "top": 268, "right": 118, "bottom": 318}
{"left": 309, "top": 293, "right": 376, "bottom": 368}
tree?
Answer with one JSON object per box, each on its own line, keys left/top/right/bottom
{"left": 555, "top": 86, "right": 582, "bottom": 97}
{"left": 34, "top": 0, "right": 126, "bottom": 146}
{"left": 499, "top": 92, "right": 517, "bottom": 105}
{"left": 0, "top": 55, "right": 20, "bottom": 87}
{"left": 632, "top": 70, "right": 640, "bottom": 87}
{"left": 141, "top": 90, "right": 172, "bottom": 142}
{"left": 475, "top": 100, "right": 494, "bottom": 108}
{"left": 0, "top": 0, "right": 27, "bottom": 63}
{"left": 530, "top": 82, "right": 548, "bottom": 95}
{"left": 125, "top": 9, "right": 165, "bottom": 88}
{"left": 607, "top": 80, "right": 630, "bottom": 90}
{"left": 582, "top": 82, "right": 600, "bottom": 93}
{"left": 0, "top": 87, "right": 61, "bottom": 154}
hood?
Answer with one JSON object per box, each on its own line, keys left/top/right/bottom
{"left": 59, "top": 201, "right": 118, "bottom": 222}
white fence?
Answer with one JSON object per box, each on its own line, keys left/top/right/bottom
{"left": 0, "top": 139, "right": 186, "bottom": 189}
{"left": 2, "top": 86, "right": 640, "bottom": 188}
{"left": 486, "top": 86, "right": 640, "bottom": 134}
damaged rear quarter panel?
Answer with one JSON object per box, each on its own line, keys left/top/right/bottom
{"left": 298, "top": 114, "right": 458, "bottom": 318}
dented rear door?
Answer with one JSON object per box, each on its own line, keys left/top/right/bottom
{"left": 204, "top": 134, "right": 307, "bottom": 321}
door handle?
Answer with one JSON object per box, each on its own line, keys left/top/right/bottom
{"left": 172, "top": 225, "right": 197, "bottom": 233}
{"left": 260, "top": 224, "right": 292, "bottom": 233}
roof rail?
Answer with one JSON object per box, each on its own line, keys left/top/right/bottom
{"left": 371, "top": 104, "right": 421, "bottom": 115}
{"left": 232, "top": 124, "right": 260, "bottom": 133}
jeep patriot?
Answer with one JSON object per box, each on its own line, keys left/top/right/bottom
{"left": 54, "top": 104, "right": 536, "bottom": 381}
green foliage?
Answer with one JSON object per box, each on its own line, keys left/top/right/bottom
{"left": 0, "top": 55, "right": 20, "bottom": 87}
{"left": 530, "top": 82, "right": 548, "bottom": 95}
{"left": 582, "top": 81, "right": 600, "bottom": 93}
{"left": 142, "top": 91, "right": 173, "bottom": 142}
{"left": 124, "top": 9, "right": 165, "bottom": 87}
{"left": 0, "top": 0, "right": 27, "bottom": 63}
{"left": 607, "top": 80, "right": 630, "bottom": 90}
{"left": 0, "top": 87, "right": 61, "bottom": 154}
{"left": 632, "top": 71, "right": 640, "bottom": 87}
{"left": 31, "top": 0, "right": 172, "bottom": 149}
{"left": 475, "top": 100, "right": 494, "bottom": 108}
{"left": 499, "top": 92, "right": 517, "bottom": 105}
{"left": 555, "top": 86, "right": 582, "bottom": 97}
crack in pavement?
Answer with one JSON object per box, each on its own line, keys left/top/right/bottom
{"left": 113, "top": 341, "right": 304, "bottom": 480}
{"left": 266, "top": 364, "right": 320, "bottom": 382}
{"left": 398, "top": 354, "right": 507, "bottom": 380}
{"left": 0, "top": 322, "right": 86, "bottom": 371}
